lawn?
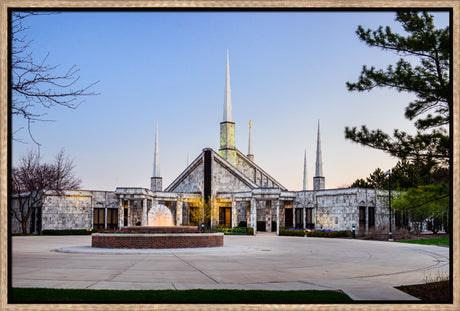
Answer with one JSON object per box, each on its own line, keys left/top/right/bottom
{"left": 11, "top": 288, "right": 352, "bottom": 304}
{"left": 397, "top": 237, "right": 449, "bottom": 246}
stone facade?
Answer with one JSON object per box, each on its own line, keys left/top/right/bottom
{"left": 11, "top": 149, "right": 392, "bottom": 235}
{"left": 165, "top": 159, "right": 204, "bottom": 193}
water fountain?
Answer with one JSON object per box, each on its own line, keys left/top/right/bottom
{"left": 92, "top": 203, "right": 223, "bottom": 249}
{"left": 147, "top": 203, "right": 175, "bottom": 227}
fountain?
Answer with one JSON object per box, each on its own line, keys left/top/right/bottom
{"left": 92, "top": 203, "right": 223, "bottom": 249}
{"left": 147, "top": 203, "right": 174, "bottom": 227}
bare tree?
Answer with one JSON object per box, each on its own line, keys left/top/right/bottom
{"left": 11, "top": 12, "right": 99, "bottom": 145}
{"left": 11, "top": 150, "right": 81, "bottom": 234}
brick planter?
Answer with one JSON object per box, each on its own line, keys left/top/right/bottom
{"left": 91, "top": 233, "right": 224, "bottom": 249}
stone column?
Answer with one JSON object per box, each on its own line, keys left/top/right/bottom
{"left": 231, "top": 198, "right": 238, "bottom": 228}
{"left": 118, "top": 198, "right": 123, "bottom": 228}
{"left": 251, "top": 198, "right": 257, "bottom": 235}
{"left": 274, "top": 199, "right": 280, "bottom": 235}
{"left": 176, "top": 199, "right": 183, "bottom": 226}
{"left": 104, "top": 208, "right": 108, "bottom": 229}
{"left": 266, "top": 200, "right": 271, "bottom": 232}
{"left": 293, "top": 207, "right": 296, "bottom": 228}
{"left": 142, "top": 198, "right": 147, "bottom": 226}
{"left": 303, "top": 207, "right": 306, "bottom": 229}
{"left": 127, "top": 200, "right": 131, "bottom": 227}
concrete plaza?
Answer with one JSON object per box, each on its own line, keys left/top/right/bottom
{"left": 12, "top": 233, "right": 450, "bottom": 301}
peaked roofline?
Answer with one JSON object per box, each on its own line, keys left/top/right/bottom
{"left": 234, "top": 149, "right": 288, "bottom": 191}
{"left": 164, "top": 152, "right": 203, "bottom": 192}
{"left": 165, "top": 148, "right": 259, "bottom": 192}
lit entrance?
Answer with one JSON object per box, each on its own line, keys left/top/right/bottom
{"left": 219, "top": 206, "right": 231, "bottom": 227}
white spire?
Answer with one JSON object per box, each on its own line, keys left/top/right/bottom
{"left": 223, "top": 49, "right": 232, "bottom": 122}
{"left": 153, "top": 122, "right": 160, "bottom": 177}
{"left": 303, "top": 149, "right": 307, "bottom": 190}
{"left": 315, "top": 120, "right": 323, "bottom": 177}
{"left": 248, "top": 120, "right": 253, "bottom": 156}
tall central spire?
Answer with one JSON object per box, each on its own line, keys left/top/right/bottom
{"left": 313, "top": 120, "right": 325, "bottom": 190}
{"left": 223, "top": 49, "right": 232, "bottom": 122}
{"left": 315, "top": 120, "right": 323, "bottom": 177}
{"left": 219, "top": 49, "right": 237, "bottom": 166}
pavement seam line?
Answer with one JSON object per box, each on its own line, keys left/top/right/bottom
{"left": 170, "top": 252, "right": 220, "bottom": 284}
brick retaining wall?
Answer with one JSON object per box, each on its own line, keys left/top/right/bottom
{"left": 92, "top": 233, "right": 224, "bottom": 249}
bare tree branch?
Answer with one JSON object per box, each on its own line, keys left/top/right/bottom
{"left": 11, "top": 12, "right": 99, "bottom": 145}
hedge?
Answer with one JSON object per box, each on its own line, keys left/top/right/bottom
{"left": 306, "top": 230, "right": 351, "bottom": 238}
{"left": 279, "top": 227, "right": 305, "bottom": 237}
{"left": 41, "top": 229, "right": 98, "bottom": 235}
{"left": 219, "top": 226, "right": 254, "bottom": 235}
{"left": 279, "top": 228, "right": 351, "bottom": 238}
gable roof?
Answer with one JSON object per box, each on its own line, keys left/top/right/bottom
{"left": 165, "top": 148, "right": 259, "bottom": 193}
{"left": 234, "top": 149, "right": 287, "bottom": 191}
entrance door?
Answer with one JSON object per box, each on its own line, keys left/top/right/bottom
{"left": 285, "top": 208, "right": 293, "bottom": 227}
{"left": 219, "top": 207, "right": 231, "bottom": 227}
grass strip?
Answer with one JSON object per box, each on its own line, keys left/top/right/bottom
{"left": 11, "top": 288, "right": 352, "bottom": 304}
{"left": 397, "top": 237, "right": 449, "bottom": 246}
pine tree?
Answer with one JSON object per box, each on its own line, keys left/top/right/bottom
{"left": 346, "top": 11, "right": 450, "bottom": 164}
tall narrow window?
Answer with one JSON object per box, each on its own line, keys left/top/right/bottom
{"left": 368, "top": 207, "right": 375, "bottom": 229}
{"left": 107, "top": 209, "right": 118, "bottom": 229}
{"left": 359, "top": 206, "right": 366, "bottom": 230}
{"left": 93, "top": 208, "right": 105, "bottom": 229}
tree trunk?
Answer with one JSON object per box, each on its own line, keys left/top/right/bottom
{"left": 21, "top": 220, "right": 28, "bottom": 235}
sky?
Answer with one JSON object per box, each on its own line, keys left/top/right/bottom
{"left": 11, "top": 10, "right": 450, "bottom": 191}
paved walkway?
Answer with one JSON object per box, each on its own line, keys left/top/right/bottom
{"left": 12, "top": 233, "right": 450, "bottom": 301}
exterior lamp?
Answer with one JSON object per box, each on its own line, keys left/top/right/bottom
{"left": 386, "top": 170, "right": 393, "bottom": 241}
{"left": 201, "top": 223, "right": 205, "bottom": 231}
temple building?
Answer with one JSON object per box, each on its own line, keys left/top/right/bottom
{"left": 11, "top": 51, "right": 392, "bottom": 235}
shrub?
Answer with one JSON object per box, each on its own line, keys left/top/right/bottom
{"left": 306, "top": 230, "right": 350, "bottom": 238}
{"left": 279, "top": 227, "right": 305, "bottom": 237}
{"left": 247, "top": 227, "right": 254, "bottom": 235}
{"left": 224, "top": 226, "right": 253, "bottom": 235}
{"left": 230, "top": 227, "right": 247, "bottom": 233}
{"left": 41, "top": 229, "right": 98, "bottom": 235}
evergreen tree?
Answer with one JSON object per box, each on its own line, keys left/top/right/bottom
{"left": 346, "top": 11, "right": 450, "bottom": 164}
{"left": 350, "top": 159, "right": 449, "bottom": 190}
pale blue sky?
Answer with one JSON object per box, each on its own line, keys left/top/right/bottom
{"left": 12, "top": 11, "right": 450, "bottom": 191}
